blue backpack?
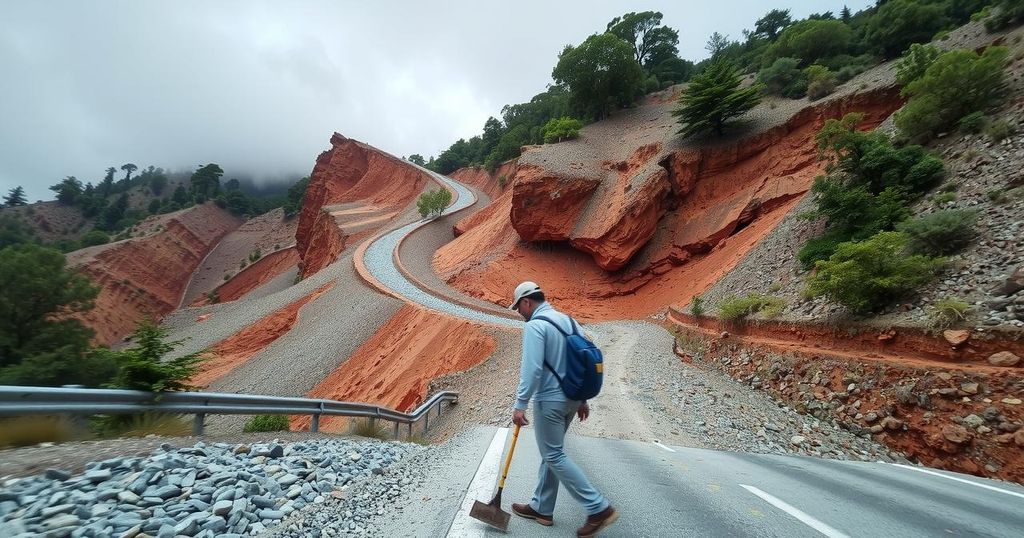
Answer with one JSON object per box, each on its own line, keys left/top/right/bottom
{"left": 534, "top": 316, "right": 604, "bottom": 401}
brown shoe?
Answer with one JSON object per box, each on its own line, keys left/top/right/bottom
{"left": 511, "top": 502, "right": 554, "bottom": 526}
{"left": 576, "top": 506, "right": 618, "bottom": 537}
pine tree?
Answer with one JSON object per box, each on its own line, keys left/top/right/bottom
{"left": 840, "top": 5, "right": 852, "bottom": 23}
{"left": 672, "top": 60, "right": 762, "bottom": 138}
{"left": 3, "top": 186, "right": 27, "bottom": 207}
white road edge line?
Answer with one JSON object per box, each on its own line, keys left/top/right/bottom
{"left": 740, "top": 484, "right": 850, "bottom": 538}
{"left": 447, "top": 427, "right": 511, "bottom": 537}
{"left": 889, "top": 463, "right": 1024, "bottom": 500}
{"left": 651, "top": 439, "right": 676, "bottom": 452}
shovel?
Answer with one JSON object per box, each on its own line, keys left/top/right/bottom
{"left": 470, "top": 424, "right": 522, "bottom": 531}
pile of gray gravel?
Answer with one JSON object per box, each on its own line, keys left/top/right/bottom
{"left": 0, "top": 438, "right": 423, "bottom": 538}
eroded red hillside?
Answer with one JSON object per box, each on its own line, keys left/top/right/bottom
{"left": 67, "top": 203, "right": 242, "bottom": 344}
{"left": 295, "top": 133, "right": 432, "bottom": 277}
{"left": 435, "top": 84, "right": 903, "bottom": 320}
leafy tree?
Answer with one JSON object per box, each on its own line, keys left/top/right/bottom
{"left": 552, "top": 33, "right": 645, "bottom": 120}
{"left": 895, "top": 47, "right": 1009, "bottom": 140}
{"left": 758, "top": 57, "right": 806, "bottom": 97}
{"left": 806, "top": 231, "right": 944, "bottom": 314}
{"left": 120, "top": 163, "right": 138, "bottom": 182}
{"left": 283, "top": 177, "right": 309, "bottom": 218}
{"left": 485, "top": 124, "right": 531, "bottom": 171}
{"left": 407, "top": 154, "right": 426, "bottom": 166}
{"left": 3, "top": 186, "right": 27, "bottom": 207}
{"left": 49, "top": 176, "right": 83, "bottom": 205}
{"left": 985, "top": 0, "right": 1024, "bottom": 31}
{"left": 541, "top": 117, "right": 583, "bottom": 143}
{"left": 754, "top": 9, "right": 793, "bottom": 41}
{"left": 0, "top": 244, "right": 103, "bottom": 386}
{"left": 768, "top": 19, "right": 852, "bottom": 66}
{"left": 101, "top": 193, "right": 129, "bottom": 230}
{"left": 172, "top": 185, "right": 190, "bottom": 206}
{"left": 895, "top": 43, "right": 941, "bottom": 86}
{"left": 148, "top": 198, "right": 162, "bottom": 215}
{"left": 417, "top": 188, "right": 453, "bottom": 218}
{"left": 190, "top": 163, "right": 224, "bottom": 200}
{"left": 100, "top": 168, "right": 116, "bottom": 198}
{"left": 672, "top": 60, "right": 762, "bottom": 138}
{"left": 0, "top": 215, "right": 36, "bottom": 249}
{"left": 705, "top": 32, "right": 732, "bottom": 58}
{"left": 865, "top": 0, "right": 949, "bottom": 59}
{"left": 148, "top": 170, "right": 168, "bottom": 195}
{"left": 222, "top": 190, "right": 251, "bottom": 216}
{"left": 98, "top": 320, "right": 206, "bottom": 392}
{"left": 606, "top": 11, "right": 679, "bottom": 67}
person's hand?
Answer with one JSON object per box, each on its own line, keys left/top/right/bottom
{"left": 577, "top": 401, "right": 590, "bottom": 422}
{"left": 512, "top": 409, "right": 529, "bottom": 426}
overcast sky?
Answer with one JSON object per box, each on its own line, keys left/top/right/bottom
{"left": 1, "top": 1, "right": 872, "bottom": 201}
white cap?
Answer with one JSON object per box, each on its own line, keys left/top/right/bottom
{"left": 509, "top": 281, "right": 542, "bottom": 310}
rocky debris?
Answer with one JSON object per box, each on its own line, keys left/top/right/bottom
{"left": 942, "top": 425, "right": 971, "bottom": 444}
{"left": 994, "top": 266, "right": 1024, "bottom": 297}
{"left": 987, "top": 351, "right": 1021, "bottom": 367}
{"left": 0, "top": 438, "right": 421, "bottom": 537}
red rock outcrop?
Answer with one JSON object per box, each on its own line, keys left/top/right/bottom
{"left": 295, "top": 133, "right": 432, "bottom": 277}
{"left": 449, "top": 160, "right": 519, "bottom": 200}
{"left": 191, "top": 247, "right": 301, "bottom": 306}
{"left": 67, "top": 203, "right": 242, "bottom": 345}
{"left": 435, "top": 83, "right": 904, "bottom": 320}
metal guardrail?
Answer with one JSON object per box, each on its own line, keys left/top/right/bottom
{"left": 0, "top": 385, "right": 458, "bottom": 437}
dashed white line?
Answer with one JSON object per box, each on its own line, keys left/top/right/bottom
{"left": 447, "top": 427, "right": 510, "bottom": 537}
{"left": 740, "top": 484, "right": 850, "bottom": 538}
{"left": 890, "top": 463, "right": 1024, "bottom": 500}
{"left": 651, "top": 440, "right": 677, "bottom": 452}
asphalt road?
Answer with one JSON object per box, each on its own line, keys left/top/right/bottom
{"left": 436, "top": 427, "right": 1024, "bottom": 538}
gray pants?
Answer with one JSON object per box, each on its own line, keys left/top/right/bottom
{"left": 528, "top": 400, "right": 609, "bottom": 516}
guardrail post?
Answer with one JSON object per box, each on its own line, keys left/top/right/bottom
{"left": 408, "top": 422, "right": 412, "bottom": 439}
{"left": 424, "top": 410, "right": 429, "bottom": 432}
{"left": 311, "top": 414, "right": 320, "bottom": 433}
{"left": 393, "top": 420, "right": 399, "bottom": 439}
{"left": 192, "top": 413, "right": 205, "bottom": 436}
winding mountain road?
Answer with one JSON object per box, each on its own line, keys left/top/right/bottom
{"left": 358, "top": 169, "right": 1024, "bottom": 537}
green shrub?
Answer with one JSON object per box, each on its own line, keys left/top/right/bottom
{"left": 865, "top": 0, "right": 950, "bottom": 59}
{"left": 806, "top": 231, "right": 944, "bottom": 314}
{"left": 798, "top": 229, "right": 855, "bottom": 268}
{"left": 243, "top": 414, "right": 290, "bottom": 433}
{"left": 984, "top": 0, "right": 1023, "bottom": 31}
{"left": 497, "top": 175, "right": 508, "bottom": 189}
{"left": 98, "top": 320, "right": 207, "bottom": 393}
{"left": 958, "top": 111, "right": 987, "bottom": 134}
{"left": 928, "top": 298, "right": 971, "bottom": 329}
{"left": 896, "top": 47, "right": 1010, "bottom": 141}
{"left": 931, "top": 191, "right": 957, "bottom": 206}
{"left": 249, "top": 248, "right": 262, "bottom": 263}
{"left": 984, "top": 119, "right": 1016, "bottom": 142}
{"left": 896, "top": 44, "right": 941, "bottom": 87}
{"left": 351, "top": 418, "right": 389, "bottom": 439}
{"left": 80, "top": 230, "right": 110, "bottom": 247}
{"left": 541, "top": 117, "right": 584, "bottom": 143}
{"left": 719, "top": 294, "right": 785, "bottom": 321}
{"left": 804, "top": 65, "right": 837, "bottom": 100}
{"left": 239, "top": 259, "right": 247, "bottom": 269}
{"left": 758, "top": 57, "right": 807, "bottom": 98}
{"left": 836, "top": 64, "right": 867, "bottom": 83}
{"left": 896, "top": 210, "right": 978, "bottom": 256}
{"left": 690, "top": 295, "right": 705, "bottom": 317}
{"left": 417, "top": 188, "right": 453, "bottom": 218}
{"left": 987, "top": 189, "right": 1009, "bottom": 204}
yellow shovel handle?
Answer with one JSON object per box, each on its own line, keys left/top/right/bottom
{"left": 497, "top": 424, "right": 521, "bottom": 489}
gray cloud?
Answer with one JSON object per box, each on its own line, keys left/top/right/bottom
{"left": 0, "top": 0, "right": 871, "bottom": 201}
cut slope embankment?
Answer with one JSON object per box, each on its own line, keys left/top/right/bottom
{"left": 295, "top": 133, "right": 433, "bottom": 278}
{"left": 67, "top": 203, "right": 242, "bottom": 345}
{"left": 436, "top": 82, "right": 902, "bottom": 321}
{"left": 292, "top": 305, "right": 496, "bottom": 432}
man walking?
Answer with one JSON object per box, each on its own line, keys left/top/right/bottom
{"left": 508, "top": 281, "right": 618, "bottom": 537}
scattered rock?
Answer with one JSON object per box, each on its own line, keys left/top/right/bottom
{"left": 960, "top": 382, "right": 979, "bottom": 395}
{"left": 1001, "top": 398, "right": 1022, "bottom": 405}
{"left": 790, "top": 435, "right": 806, "bottom": 445}
{"left": 987, "top": 352, "right": 1020, "bottom": 367}
{"left": 942, "top": 425, "right": 971, "bottom": 444}
{"left": 881, "top": 417, "right": 903, "bottom": 431}
{"left": 942, "top": 330, "right": 970, "bottom": 347}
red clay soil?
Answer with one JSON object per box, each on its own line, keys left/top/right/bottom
{"left": 667, "top": 309, "right": 1024, "bottom": 374}
{"left": 191, "top": 281, "right": 335, "bottom": 387}
{"left": 291, "top": 305, "right": 496, "bottom": 433}
{"left": 295, "top": 133, "right": 432, "bottom": 277}
{"left": 191, "top": 247, "right": 300, "bottom": 306}
{"left": 434, "top": 88, "right": 902, "bottom": 321}
{"left": 449, "top": 160, "right": 517, "bottom": 200}
{"left": 67, "top": 203, "right": 242, "bottom": 345}
{"left": 671, "top": 327, "right": 1024, "bottom": 484}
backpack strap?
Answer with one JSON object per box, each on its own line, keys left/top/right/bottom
{"left": 531, "top": 315, "right": 575, "bottom": 384}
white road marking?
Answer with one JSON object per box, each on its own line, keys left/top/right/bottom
{"left": 447, "top": 427, "right": 511, "bottom": 537}
{"left": 651, "top": 440, "right": 677, "bottom": 452}
{"left": 890, "top": 463, "right": 1024, "bottom": 500}
{"left": 740, "top": 484, "right": 850, "bottom": 538}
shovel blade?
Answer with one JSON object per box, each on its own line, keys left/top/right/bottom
{"left": 470, "top": 498, "right": 511, "bottom": 532}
